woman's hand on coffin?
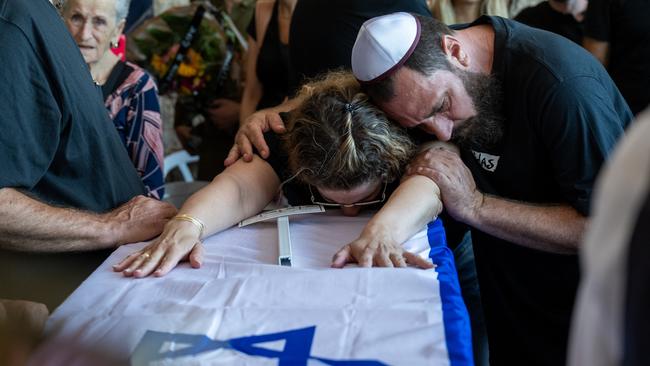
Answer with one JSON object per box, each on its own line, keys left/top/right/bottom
{"left": 331, "top": 227, "right": 433, "bottom": 269}
{"left": 112, "top": 220, "right": 205, "bottom": 278}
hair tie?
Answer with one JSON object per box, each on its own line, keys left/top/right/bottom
{"left": 345, "top": 103, "right": 354, "bottom": 113}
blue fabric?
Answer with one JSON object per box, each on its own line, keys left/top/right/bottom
{"left": 453, "top": 233, "right": 489, "bottom": 366}
{"left": 427, "top": 219, "right": 474, "bottom": 366}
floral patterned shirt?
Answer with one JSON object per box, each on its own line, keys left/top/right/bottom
{"left": 104, "top": 61, "right": 165, "bottom": 199}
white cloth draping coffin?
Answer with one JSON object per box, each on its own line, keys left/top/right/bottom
{"left": 30, "top": 212, "right": 473, "bottom": 366}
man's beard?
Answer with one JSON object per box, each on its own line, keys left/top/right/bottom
{"left": 450, "top": 70, "right": 505, "bottom": 151}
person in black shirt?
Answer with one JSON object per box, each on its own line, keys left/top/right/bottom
{"left": 514, "top": 0, "right": 586, "bottom": 44}
{"left": 352, "top": 13, "right": 631, "bottom": 366}
{"left": 583, "top": 0, "right": 650, "bottom": 115}
{"left": 0, "top": 0, "right": 176, "bottom": 308}
{"left": 240, "top": 0, "right": 295, "bottom": 119}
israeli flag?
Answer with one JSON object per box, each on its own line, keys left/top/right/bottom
{"left": 31, "top": 213, "right": 473, "bottom": 365}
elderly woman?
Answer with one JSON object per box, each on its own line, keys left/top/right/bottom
{"left": 62, "top": 0, "right": 165, "bottom": 199}
{"left": 113, "top": 72, "right": 445, "bottom": 277}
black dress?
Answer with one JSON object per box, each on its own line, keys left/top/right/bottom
{"left": 247, "top": 1, "right": 291, "bottom": 109}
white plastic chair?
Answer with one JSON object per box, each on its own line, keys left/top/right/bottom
{"left": 163, "top": 150, "right": 208, "bottom": 208}
{"left": 163, "top": 150, "right": 200, "bottom": 182}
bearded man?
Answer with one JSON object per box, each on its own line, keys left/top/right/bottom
{"left": 350, "top": 13, "right": 632, "bottom": 366}
{"left": 225, "top": 11, "right": 632, "bottom": 365}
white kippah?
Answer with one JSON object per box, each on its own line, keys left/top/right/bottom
{"left": 351, "top": 12, "right": 421, "bottom": 83}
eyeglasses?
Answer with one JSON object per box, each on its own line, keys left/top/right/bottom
{"left": 309, "top": 182, "right": 388, "bottom": 208}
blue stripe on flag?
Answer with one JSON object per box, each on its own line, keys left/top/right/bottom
{"left": 427, "top": 219, "right": 474, "bottom": 366}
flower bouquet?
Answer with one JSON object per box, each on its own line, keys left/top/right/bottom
{"left": 127, "top": 1, "right": 248, "bottom": 110}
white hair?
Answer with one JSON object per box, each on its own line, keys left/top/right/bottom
{"left": 62, "top": 0, "right": 131, "bottom": 22}
{"left": 115, "top": 0, "right": 132, "bottom": 22}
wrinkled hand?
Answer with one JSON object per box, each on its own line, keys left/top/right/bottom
{"left": 102, "top": 195, "right": 177, "bottom": 246}
{"left": 112, "top": 220, "right": 204, "bottom": 278}
{"left": 205, "top": 98, "right": 240, "bottom": 131}
{"left": 224, "top": 109, "right": 286, "bottom": 166}
{"left": 406, "top": 147, "right": 484, "bottom": 224}
{"left": 331, "top": 228, "right": 433, "bottom": 269}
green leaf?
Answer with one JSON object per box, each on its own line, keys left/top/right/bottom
{"left": 161, "top": 13, "right": 192, "bottom": 36}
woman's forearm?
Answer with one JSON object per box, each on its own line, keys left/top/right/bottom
{"left": 363, "top": 175, "right": 442, "bottom": 244}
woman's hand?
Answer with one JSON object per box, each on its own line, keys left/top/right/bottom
{"left": 112, "top": 220, "right": 205, "bottom": 278}
{"left": 331, "top": 225, "right": 433, "bottom": 269}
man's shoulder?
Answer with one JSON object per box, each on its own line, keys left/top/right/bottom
{"left": 501, "top": 20, "right": 605, "bottom": 86}
{"left": 1, "top": 0, "right": 71, "bottom": 63}
{"left": 0, "top": 0, "right": 54, "bottom": 31}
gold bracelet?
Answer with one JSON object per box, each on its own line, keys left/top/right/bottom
{"left": 172, "top": 214, "right": 205, "bottom": 238}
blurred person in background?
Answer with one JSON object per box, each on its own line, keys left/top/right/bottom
{"left": 63, "top": 0, "right": 165, "bottom": 199}
{"left": 515, "top": 0, "right": 587, "bottom": 45}
{"left": 173, "top": 0, "right": 255, "bottom": 180}
{"left": 239, "top": 0, "right": 296, "bottom": 123}
{"left": 428, "top": 0, "right": 509, "bottom": 24}
{"left": 583, "top": 0, "right": 650, "bottom": 115}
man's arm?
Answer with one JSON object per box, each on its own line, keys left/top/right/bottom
{"left": 0, "top": 188, "right": 177, "bottom": 253}
{"left": 467, "top": 196, "right": 585, "bottom": 254}
{"left": 407, "top": 148, "right": 585, "bottom": 254}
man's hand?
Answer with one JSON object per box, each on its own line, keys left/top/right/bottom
{"left": 406, "top": 147, "right": 484, "bottom": 225}
{"left": 101, "top": 195, "right": 177, "bottom": 247}
{"left": 205, "top": 98, "right": 240, "bottom": 131}
{"left": 331, "top": 226, "right": 433, "bottom": 269}
{"left": 224, "top": 109, "right": 286, "bottom": 166}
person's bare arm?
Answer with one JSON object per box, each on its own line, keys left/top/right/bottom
{"left": 113, "top": 156, "right": 281, "bottom": 277}
{"left": 583, "top": 37, "right": 609, "bottom": 66}
{"left": 408, "top": 148, "right": 586, "bottom": 254}
{"left": 239, "top": 35, "right": 264, "bottom": 125}
{"left": 332, "top": 175, "right": 443, "bottom": 268}
{"left": 462, "top": 195, "right": 585, "bottom": 254}
{"left": 0, "top": 188, "right": 177, "bottom": 253}
{"left": 332, "top": 142, "right": 455, "bottom": 268}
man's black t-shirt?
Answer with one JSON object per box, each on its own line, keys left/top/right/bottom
{"left": 449, "top": 16, "right": 632, "bottom": 366}
{"left": 289, "top": 0, "right": 431, "bottom": 91}
{"left": 584, "top": 0, "right": 650, "bottom": 115}
{"left": 0, "top": 0, "right": 145, "bottom": 212}
{"left": 514, "top": 1, "right": 584, "bottom": 44}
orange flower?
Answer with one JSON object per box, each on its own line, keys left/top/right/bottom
{"left": 177, "top": 62, "right": 198, "bottom": 77}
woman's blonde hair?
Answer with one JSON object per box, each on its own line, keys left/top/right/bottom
{"left": 428, "top": 0, "right": 509, "bottom": 25}
{"left": 284, "top": 71, "right": 415, "bottom": 190}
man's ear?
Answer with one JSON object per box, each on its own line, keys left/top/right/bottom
{"left": 440, "top": 35, "right": 470, "bottom": 69}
